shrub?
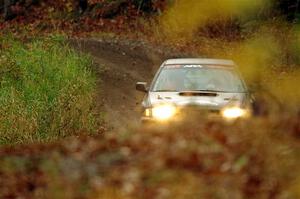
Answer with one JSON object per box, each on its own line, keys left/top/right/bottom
{"left": 0, "top": 116, "right": 299, "bottom": 198}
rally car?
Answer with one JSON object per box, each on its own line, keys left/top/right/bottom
{"left": 136, "top": 58, "right": 252, "bottom": 123}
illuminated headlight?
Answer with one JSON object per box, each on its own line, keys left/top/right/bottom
{"left": 149, "top": 104, "right": 177, "bottom": 121}
{"left": 221, "top": 107, "right": 247, "bottom": 119}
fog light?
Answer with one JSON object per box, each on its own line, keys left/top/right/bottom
{"left": 222, "top": 107, "right": 246, "bottom": 119}
{"left": 144, "top": 108, "right": 151, "bottom": 117}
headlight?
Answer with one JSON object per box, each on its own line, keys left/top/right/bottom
{"left": 222, "top": 107, "right": 247, "bottom": 119}
{"left": 151, "top": 104, "right": 177, "bottom": 121}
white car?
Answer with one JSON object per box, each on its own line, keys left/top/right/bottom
{"left": 136, "top": 58, "right": 252, "bottom": 123}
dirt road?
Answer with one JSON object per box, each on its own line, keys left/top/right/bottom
{"left": 70, "top": 38, "right": 183, "bottom": 130}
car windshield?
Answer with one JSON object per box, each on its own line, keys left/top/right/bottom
{"left": 152, "top": 64, "right": 245, "bottom": 92}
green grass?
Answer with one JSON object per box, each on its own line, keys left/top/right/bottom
{"left": 0, "top": 35, "right": 98, "bottom": 145}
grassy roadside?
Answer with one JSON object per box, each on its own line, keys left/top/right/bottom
{"left": 0, "top": 35, "right": 99, "bottom": 145}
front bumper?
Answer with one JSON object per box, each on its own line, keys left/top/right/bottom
{"left": 141, "top": 109, "right": 223, "bottom": 124}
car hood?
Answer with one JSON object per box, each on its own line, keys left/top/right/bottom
{"left": 146, "top": 91, "right": 246, "bottom": 110}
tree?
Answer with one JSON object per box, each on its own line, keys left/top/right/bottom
{"left": 134, "top": 0, "right": 153, "bottom": 12}
{"left": 74, "top": 0, "right": 87, "bottom": 14}
{"left": 3, "top": 0, "right": 15, "bottom": 20}
{"left": 277, "top": 0, "right": 300, "bottom": 22}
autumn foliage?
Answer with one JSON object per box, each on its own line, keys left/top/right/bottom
{"left": 0, "top": 0, "right": 168, "bottom": 37}
{"left": 0, "top": 1, "right": 300, "bottom": 199}
{"left": 0, "top": 116, "right": 299, "bottom": 198}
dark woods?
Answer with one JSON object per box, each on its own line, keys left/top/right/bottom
{"left": 0, "top": 0, "right": 159, "bottom": 20}
{"left": 276, "top": 0, "right": 300, "bottom": 22}
{"left": 0, "top": 0, "right": 87, "bottom": 20}
{"left": 75, "top": 0, "right": 88, "bottom": 14}
{"left": 1, "top": 0, "right": 299, "bottom": 22}
{"left": 0, "top": 0, "right": 38, "bottom": 20}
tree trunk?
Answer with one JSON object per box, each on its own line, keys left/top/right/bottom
{"left": 3, "top": 0, "right": 14, "bottom": 20}
{"left": 278, "top": 0, "right": 299, "bottom": 22}
{"left": 74, "top": 0, "right": 87, "bottom": 14}
{"left": 135, "top": 0, "right": 153, "bottom": 13}
{"left": 0, "top": 0, "right": 4, "bottom": 9}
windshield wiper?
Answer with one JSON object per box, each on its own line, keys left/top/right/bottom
{"left": 191, "top": 89, "right": 247, "bottom": 93}
{"left": 154, "top": 89, "right": 178, "bottom": 92}
{"left": 154, "top": 89, "right": 243, "bottom": 93}
{"left": 190, "top": 89, "right": 228, "bottom": 93}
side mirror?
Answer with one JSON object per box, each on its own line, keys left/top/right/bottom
{"left": 136, "top": 82, "right": 148, "bottom": 93}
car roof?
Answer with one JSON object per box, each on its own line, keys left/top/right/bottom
{"left": 163, "top": 58, "right": 235, "bottom": 67}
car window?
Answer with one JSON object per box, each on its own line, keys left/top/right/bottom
{"left": 152, "top": 64, "right": 245, "bottom": 92}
